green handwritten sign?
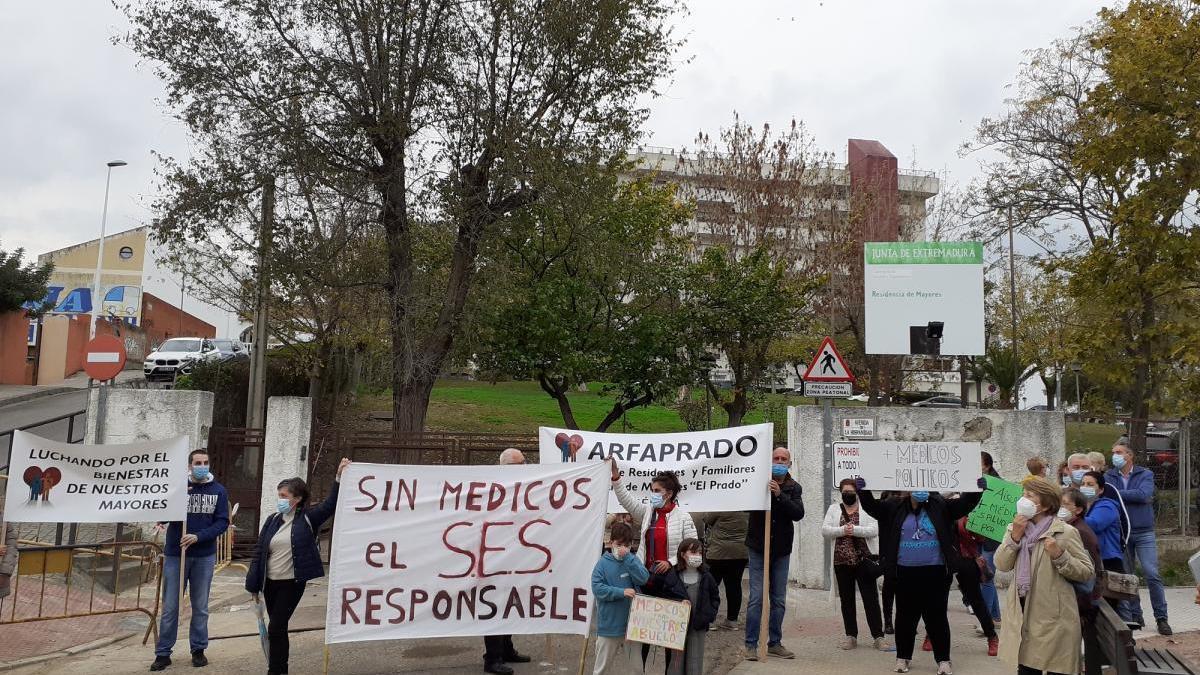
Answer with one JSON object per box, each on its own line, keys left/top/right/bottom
{"left": 966, "top": 475, "right": 1022, "bottom": 542}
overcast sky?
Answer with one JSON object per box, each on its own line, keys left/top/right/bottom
{"left": 0, "top": 0, "right": 1106, "bottom": 348}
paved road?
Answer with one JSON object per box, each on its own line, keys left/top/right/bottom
{"left": 0, "top": 390, "right": 90, "bottom": 469}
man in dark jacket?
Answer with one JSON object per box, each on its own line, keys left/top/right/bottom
{"left": 151, "top": 449, "right": 229, "bottom": 671}
{"left": 744, "top": 447, "right": 804, "bottom": 660}
{"left": 482, "top": 449, "right": 533, "bottom": 674}
{"left": 1108, "top": 443, "right": 1171, "bottom": 634}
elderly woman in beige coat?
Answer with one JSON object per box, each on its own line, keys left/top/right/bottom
{"left": 995, "top": 477, "right": 1095, "bottom": 675}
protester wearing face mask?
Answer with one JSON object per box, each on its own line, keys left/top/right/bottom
{"left": 1107, "top": 443, "right": 1171, "bottom": 634}
{"left": 1080, "top": 471, "right": 1131, "bottom": 591}
{"left": 610, "top": 460, "right": 698, "bottom": 578}
{"left": 994, "top": 478, "right": 1094, "bottom": 675}
{"left": 743, "top": 447, "right": 805, "bottom": 660}
{"left": 591, "top": 522, "right": 650, "bottom": 674}
{"left": 645, "top": 538, "right": 721, "bottom": 675}
{"left": 245, "top": 458, "right": 351, "bottom": 675}
{"left": 976, "top": 452, "right": 1003, "bottom": 631}
{"left": 1060, "top": 487, "right": 1104, "bottom": 674}
{"left": 152, "top": 449, "right": 230, "bottom": 672}
{"left": 1066, "top": 453, "right": 1092, "bottom": 487}
{"left": 1056, "top": 461, "right": 1071, "bottom": 489}
{"left": 822, "top": 478, "right": 885, "bottom": 651}
{"left": 857, "top": 474, "right": 985, "bottom": 675}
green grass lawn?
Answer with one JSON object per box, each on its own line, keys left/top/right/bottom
{"left": 355, "top": 380, "right": 1118, "bottom": 452}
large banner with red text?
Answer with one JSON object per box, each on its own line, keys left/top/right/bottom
{"left": 325, "top": 461, "right": 609, "bottom": 644}
{"left": 538, "top": 424, "right": 773, "bottom": 513}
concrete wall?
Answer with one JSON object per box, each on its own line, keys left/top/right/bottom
{"left": 85, "top": 388, "right": 214, "bottom": 450}
{"left": 0, "top": 311, "right": 29, "bottom": 385}
{"left": 260, "top": 397, "right": 313, "bottom": 528}
{"left": 786, "top": 405, "right": 1066, "bottom": 589}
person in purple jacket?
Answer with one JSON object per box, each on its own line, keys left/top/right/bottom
{"left": 1107, "top": 443, "right": 1171, "bottom": 635}
{"left": 151, "top": 449, "right": 230, "bottom": 671}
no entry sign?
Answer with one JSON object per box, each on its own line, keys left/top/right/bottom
{"left": 84, "top": 334, "right": 127, "bottom": 381}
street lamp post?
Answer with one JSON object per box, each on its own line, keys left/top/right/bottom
{"left": 89, "top": 160, "right": 127, "bottom": 340}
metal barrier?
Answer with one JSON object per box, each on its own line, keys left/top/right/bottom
{"left": 0, "top": 539, "right": 163, "bottom": 645}
{"left": 0, "top": 408, "right": 87, "bottom": 474}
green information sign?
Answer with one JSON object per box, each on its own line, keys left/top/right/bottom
{"left": 966, "top": 475, "right": 1023, "bottom": 542}
{"left": 864, "top": 241, "right": 984, "bottom": 265}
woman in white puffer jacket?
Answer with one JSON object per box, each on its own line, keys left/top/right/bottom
{"left": 609, "top": 459, "right": 698, "bottom": 575}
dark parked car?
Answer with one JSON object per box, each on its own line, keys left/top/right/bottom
{"left": 911, "top": 395, "right": 963, "bottom": 408}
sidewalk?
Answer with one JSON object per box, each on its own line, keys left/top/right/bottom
{"left": 0, "top": 368, "right": 143, "bottom": 408}
{"left": 730, "top": 585, "right": 1200, "bottom": 675}
{"left": 0, "top": 566, "right": 249, "bottom": 669}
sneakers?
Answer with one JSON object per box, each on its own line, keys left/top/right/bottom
{"left": 937, "top": 661, "right": 954, "bottom": 675}
{"left": 767, "top": 643, "right": 795, "bottom": 659}
{"left": 893, "top": 659, "right": 910, "bottom": 673}
{"left": 921, "top": 636, "right": 933, "bottom": 652}
{"left": 744, "top": 645, "right": 759, "bottom": 661}
{"left": 839, "top": 636, "right": 857, "bottom": 650}
{"left": 713, "top": 618, "right": 737, "bottom": 631}
{"left": 884, "top": 619, "right": 894, "bottom": 635}
{"left": 483, "top": 663, "right": 514, "bottom": 675}
{"left": 149, "top": 657, "right": 171, "bottom": 672}
{"left": 1158, "top": 618, "right": 1173, "bottom": 636}
{"left": 987, "top": 636, "right": 999, "bottom": 657}
{"left": 873, "top": 636, "right": 889, "bottom": 651}
{"left": 190, "top": 650, "right": 207, "bottom": 668}
{"left": 503, "top": 652, "right": 532, "bottom": 664}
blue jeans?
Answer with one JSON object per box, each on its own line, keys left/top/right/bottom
{"left": 155, "top": 554, "right": 216, "bottom": 657}
{"left": 979, "top": 547, "right": 1000, "bottom": 620}
{"left": 1122, "top": 529, "right": 1167, "bottom": 621}
{"left": 745, "top": 549, "right": 789, "bottom": 648}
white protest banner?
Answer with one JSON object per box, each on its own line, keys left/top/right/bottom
{"left": 833, "top": 441, "right": 861, "bottom": 486}
{"left": 3, "top": 430, "right": 189, "bottom": 523}
{"left": 625, "top": 595, "right": 690, "bottom": 650}
{"left": 856, "top": 440, "right": 983, "bottom": 493}
{"left": 538, "top": 424, "right": 773, "bottom": 513}
{"left": 325, "top": 461, "right": 609, "bottom": 644}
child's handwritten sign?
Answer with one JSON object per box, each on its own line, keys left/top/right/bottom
{"left": 625, "top": 595, "right": 690, "bottom": 650}
{"left": 966, "top": 475, "right": 1022, "bottom": 541}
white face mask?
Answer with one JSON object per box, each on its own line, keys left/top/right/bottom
{"left": 685, "top": 554, "right": 703, "bottom": 569}
{"left": 613, "top": 544, "right": 629, "bottom": 560}
{"left": 1015, "top": 497, "right": 1038, "bottom": 518}
{"left": 1056, "top": 507, "right": 1072, "bottom": 521}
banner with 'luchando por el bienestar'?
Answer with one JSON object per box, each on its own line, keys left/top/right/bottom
{"left": 538, "top": 424, "right": 773, "bottom": 513}
{"left": 3, "top": 430, "right": 190, "bottom": 523}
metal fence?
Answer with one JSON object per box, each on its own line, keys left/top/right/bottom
{"left": 0, "top": 539, "right": 162, "bottom": 645}
{"left": 0, "top": 408, "right": 87, "bottom": 475}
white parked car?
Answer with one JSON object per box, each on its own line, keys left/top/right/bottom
{"left": 143, "top": 338, "right": 242, "bottom": 382}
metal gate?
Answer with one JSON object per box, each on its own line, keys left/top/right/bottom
{"left": 206, "top": 427, "right": 265, "bottom": 557}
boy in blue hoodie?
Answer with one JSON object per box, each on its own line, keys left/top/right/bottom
{"left": 151, "top": 449, "right": 229, "bottom": 671}
{"left": 592, "top": 522, "right": 649, "bottom": 674}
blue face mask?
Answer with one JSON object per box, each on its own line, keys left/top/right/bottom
{"left": 1071, "top": 469, "right": 1087, "bottom": 484}
{"left": 1112, "top": 454, "right": 1127, "bottom": 469}
{"left": 191, "top": 466, "right": 210, "bottom": 481}
{"left": 771, "top": 464, "right": 788, "bottom": 479}
{"left": 649, "top": 493, "right": 666, "bottom": 509}
{"left": 911, "top": 491, "right": 930, "bottom": 503}
{"left": 277, "top": 499, "right": 293, "bottom": 515}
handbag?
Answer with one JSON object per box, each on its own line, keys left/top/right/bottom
{"left": 1100, "top": 570, "right": 1139, "bottom": 601}
{"left": 858, "top": 554, "right": 884, "bottom": 581}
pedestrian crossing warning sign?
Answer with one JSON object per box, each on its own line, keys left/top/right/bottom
{"left": 802, "top": 336, "right": 855, "bottom": 382}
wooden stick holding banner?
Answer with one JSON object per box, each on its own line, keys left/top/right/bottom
{"left": 323, "top": 645, "right": 330, "bottom": 675}
{"left": 178, "top": 519, "right": 188, "bottom": 610}
{"left": 576, "top": 634, "right": 590, "bottom": 675}
{"left": 758, "top": 506, "right": 770, "bottom": 661}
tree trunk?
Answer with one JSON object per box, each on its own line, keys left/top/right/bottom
{"left": 596, "top": 394, "right": 653, "bottom": 432}
{"left": 393, "top": 378, "right": 436, "bottom": 433}
{"left": 725, "top": 387, "right": 748, "bottom": 427}
{"left": 959, "top": 359, "right": 970, "bottom": 408}
{"left": 539, "top": 375, "right": 580, "bottom": 430}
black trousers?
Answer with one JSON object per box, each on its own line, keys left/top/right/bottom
{"left": 834, "top": 563, "right": 884, "bottom": 639}
{"left": 1017, "top": 666, "right": 1068, "bottom": 675}
{"left": 484, "top": 635, "right": 518, "bottom": 666}
{"left": 882, "top": 573, "right": 894, "bottom": 624}
{"left": 707, "top": 558, "right": 748, "bottom": 621}
{"left": 264, "top": 578, "right": 307, "bottom": 675}
{"left": 954, "top": 557, "right": 996, "bottom": 638}
{"left": 894, "top": 565, "right": 952, "bottom": 663}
